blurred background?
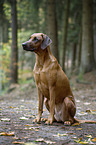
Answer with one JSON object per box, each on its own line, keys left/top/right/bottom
{"left": 0, "top": 0, "right": 96, "bottom": 94}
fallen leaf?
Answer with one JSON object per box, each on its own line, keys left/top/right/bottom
{"left": 35, "top": 129, "right": 39, "bottom": 131}
{"left": 22, "top": 137, "right": 29, "bottom": 139}
{"left": 76, "top": 100, "right": 80, "bottom": 103}
{"left": 0, "top": 132, "right": 15, "bottom": 136}
{"left": 77, "top": 112, "right": 87, "bottom": 116}
{"left": 12, "top": 136, "right": 19, "bottom": 140}
{"left": 74, "top": 139, "right": 81, "bottom": 143}
{"left": 91, "top": 138, "right": 96, "bottom": 142}
{"left": 92, "top": 110, "right": 96, "bottom": 112}
{"left": 44, "top": 140, "right": 56, "bottom": 144}
{"left": 79, "top": 141, "right": 89, "bottom": 144}
{"left": 35, "top": 138, "right": 44, "bottom": 142}
{"left": 19, "top": 117, "right": 29, "bottom": 120}
{"left": 58, "top": 133, "right": 68, "bottom": 136}
{"left": 12, "top": 141, "right": 25, "bottom": 144}
{"left": 76, "top": 128, "right": 82, "bottom": 130}
{"left": 35, "top": 138, "right": 55, "bottom": 144}
{"left": 24, "top": 124, "right": 33, "bottom": 127}
{"left": 24, "top": 142, "right": 37, "bottom": 145}
{"left": 72, "top": 123, "right": 80, "bottom": 126}
{"left": 83, "top": 102, "right": 90, "bottom": 105}
{"left": 1, "top": 118, "right": 10, "bottom": 122}
{"left": 85, "top": 135, "right": 92, "bottom": 138}
{"left": 71, "top": 136, "right": 77, "bottom": 139}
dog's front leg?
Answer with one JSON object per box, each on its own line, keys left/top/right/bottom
{"left": 33, "top": 87, "right": 44, "bottom": 123}
{"left": 45, "top": 87, "right": 55, "bottom": 125}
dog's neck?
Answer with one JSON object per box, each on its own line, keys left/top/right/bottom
{"left": 35, "top": 46, "right": 56, "bottom": 66}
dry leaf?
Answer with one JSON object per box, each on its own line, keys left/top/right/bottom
{"left": 0, "top": 132, "right": 15, "bottom": 136}
{"left": 1, "top": 118, "right": 10, "bottom": 122}
{"left": 79, "top": 141, "right": 89, "bottom": 144}
{"left": 72, "top": 123, "right": 80, "bottom": 126}
{"left": 91, "top": 138, "right": 96, "bottom": 142}
{"left": 76, "top": 100, "right": 80, "bottom": 103}
{"left": 57, "top": 133, "right": 68, "bottom": 136}
{"left": 36, "top": 138, "right": 44, "bottom": 142}
{"left": 76, "top": 128, "right": 82, "bottom": 130}
{"left": 24, "top": 142, "right": 37, "bottom": 145}
{"left": 44, "top": 140, "right": 56, "bottom": 144}
{"left": 35, "top": 138, "right": 55, "bottom": 144}
{"left": 77, "top": 112, "right": 87, "bottom": 116}
{"left": 92, "top": 110, "right": 96, "bottom": 112}
{"left": 12, "top": 141, "right": 25, "bottom": 144}
{"left": 85, "top": 135, "right": 92, "bottom": 138}
{"left": 19, "top": 117, "right": 29, "bottom": 120}
{"left": 83, "top": 102, "right": 90, "bottom": 105}
{"left": 74, "top": 139, "right": 81, "bottom": 143}
{"left": 74, "top": 139, "right": 89, "bottom": 144}
{"left": 24, "top": 124, "right": 33, "bottom": 127}
{"left": 71, "top": 136, "right": 77, "bottom": 139}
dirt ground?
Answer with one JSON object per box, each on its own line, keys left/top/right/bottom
{"left": 0, "top": 71, "right": 96, "bottom": 145}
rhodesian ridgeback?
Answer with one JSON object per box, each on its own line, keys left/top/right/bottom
{"left": 22, "top": 33, "right": 96, "bottom": 125}
{"left": 22, "top": 33, "right": 76, "bottom": 125}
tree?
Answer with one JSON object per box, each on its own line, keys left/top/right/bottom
{"left": 0, "top": 0, "right": 4, "bottom": 92}
{"left": 71, "top": 42, "right": 77, "bottom": 70}
{"left": 62, "top": 0, "right": 70, "bottom": 71}
{"left": 81, "top": 0, "right": 95, "bottom": 73}
{"left": 10, "top": 0, "right": 18, "bottom": 84}
{"left": 46, "top": 0, "right": 59, "bottom": 62}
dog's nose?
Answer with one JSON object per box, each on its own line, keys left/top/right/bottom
{"left": 22, "top": 43, "right": 27, "bottom": 49}
{"left": 22, "top": 43, "right": 26, "bottom": 47}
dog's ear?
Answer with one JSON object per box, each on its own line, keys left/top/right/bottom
{"left": 41, "top": 34, "right": 52, "bottom": 50}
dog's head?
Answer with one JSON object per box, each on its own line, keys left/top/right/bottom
{"left": 22, "top": 33, "right": 52, "bottom": 52}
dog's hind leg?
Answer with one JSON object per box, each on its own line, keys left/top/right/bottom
{"left": 62, "top": 96, "right": 76, "bottom": 125}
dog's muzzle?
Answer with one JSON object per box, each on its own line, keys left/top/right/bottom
{"left": 22, "top": 42, "right": 35, "bottom": 52}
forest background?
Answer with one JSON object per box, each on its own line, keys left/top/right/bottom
{"left": 0, "top": 0, "right": 96, "bottom": 94}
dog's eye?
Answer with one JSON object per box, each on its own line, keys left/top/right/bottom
{"left": 33, "top": 37, "right": 39, "bottom": 41}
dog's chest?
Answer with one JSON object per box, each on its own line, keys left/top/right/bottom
{"left": 34, "top": 69, "right": 49, "bottom": 97}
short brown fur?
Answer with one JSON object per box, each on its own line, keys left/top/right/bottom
{"left": 22, "top": 33, "right": 96, "bottom": 125}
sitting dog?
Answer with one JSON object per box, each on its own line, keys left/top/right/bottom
{"left": 22, "top": 33, "right": 76, "bottom": 125}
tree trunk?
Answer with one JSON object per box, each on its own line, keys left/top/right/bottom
{"left": 81, "top": 0, "right": 95, "bottom": 73}
{"left": 71, "top": 43, "right": 77, "bottom": 71}
{"left": 3, "top": 19, "right": 9, "bottom": 43}
{"left": 10, "top": 0, "right": 18, "bottom": 84}
{"left": 78, "top": 26, "right": 82, "bottom": 68}
{"left": 62, "top": 0, "right": 70, "bottom": 72}
{"left": 0, "top": 1, "right": 4, "bottom": 92}
{"left": 46, "top": 0, "right": 59, "bottom": 62}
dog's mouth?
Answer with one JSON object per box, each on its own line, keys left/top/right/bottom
{"left": 22, "top": 43, "right": 35, "bottom": 52}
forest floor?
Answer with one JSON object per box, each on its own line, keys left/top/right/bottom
{"left": 0, "top": 70, "right": 96, "bottom": 145}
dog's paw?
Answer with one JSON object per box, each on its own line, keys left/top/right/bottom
{"left": 64, "top": 121, "right": 72, "bottom": 126}
{"left": 33, "top": 117, "right": 41, "bottom": 124}
{"left": 45, "top": 119, "right": 53, "bottom": 125}
{"left": 41, "top": 118, "right": 47, "bottom": 122}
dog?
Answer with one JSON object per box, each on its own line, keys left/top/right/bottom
{"left": 22, "top": 33, "right": 96, "bottom": 125}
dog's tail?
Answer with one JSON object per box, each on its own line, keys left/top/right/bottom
{"left": 74, "top": 118, "right": 96, "bottom": 124}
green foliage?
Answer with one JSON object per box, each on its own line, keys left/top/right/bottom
{"left": 0, "top": 43, "right": 11, "bottom": 89}
{"left": 0, "top": 0, "right": 96, "bottom": 93}
{"left": 3, "top": 2, "right": 11, "bottom": 22}
{"left": 77, "top": 72, "right": 84, "bottom": 81}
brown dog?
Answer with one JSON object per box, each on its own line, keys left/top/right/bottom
{"left": 22, "top": 33, "right": 76, "bottom": 125}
